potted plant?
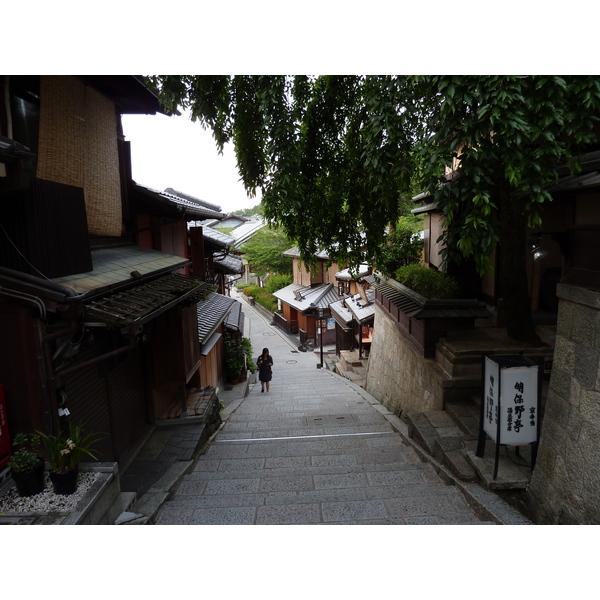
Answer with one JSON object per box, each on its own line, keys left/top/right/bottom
{"left": 37, "top": 422, "right": 103, "bottom": 495}
{"left": 9, "top": 433, "right": 46, "bottom": 497}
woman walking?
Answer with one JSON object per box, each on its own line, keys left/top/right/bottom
{"left": 257, "top": 347, "right": 274, "bottom": 393}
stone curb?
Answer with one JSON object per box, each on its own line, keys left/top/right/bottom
{"left": 323, "top": 369, "right": 532, "bottom": 525}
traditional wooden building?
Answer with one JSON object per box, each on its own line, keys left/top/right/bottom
{"left": 0, "top": 76, "right": 215, "bottom": 470}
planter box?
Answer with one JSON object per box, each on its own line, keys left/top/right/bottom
{"left": 0, "top": 462, "right": 125, "bottom": 525}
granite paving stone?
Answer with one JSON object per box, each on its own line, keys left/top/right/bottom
{"left": 384, "top": 492, "right": 477, "bottom": 519}
{"left": 154, "top": 290, "right": 494, "bottom": 526}
{"left": 204, "top": 478, "right": 262, "bottom": 495}
{"left": 321, "top": 499, "right": 389, "bottom": 522}
{"left": 313, "top": 473, "right": 369, "bottom": 489}
{"left": 255, "top": 503, "right": 322, "bottom": 524}
{"left": 190, "top": 506, "right": 257, "bottom": 525}
{"left": 259, "top": 475, "right": 314, "bottom": 492}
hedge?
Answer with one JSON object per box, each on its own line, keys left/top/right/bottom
{"left": 243, "top": 285, "right": 278, "bottom": 312}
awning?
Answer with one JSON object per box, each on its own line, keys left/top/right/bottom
{"left": 83, "top": 273, "right": 213, "bottom": 329}
{"left": 197, "top": 292, "right": 237, "bottom": 343}
{"left": 52, "top": 245, "right": 190, "bottom": 298}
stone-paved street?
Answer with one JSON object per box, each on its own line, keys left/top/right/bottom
{"left": 155, "top": 292, "right": 493, "bottom": 525}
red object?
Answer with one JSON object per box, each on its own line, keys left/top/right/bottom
{"left": 0, "top": 384, "right": 11, "bottom": 469}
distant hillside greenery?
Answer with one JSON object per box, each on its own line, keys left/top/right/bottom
{"left": 240, "top": 226, "right": 293, "bottom": 276}
{"left": 236, "top": 203, "right": 263, "bottom": 217}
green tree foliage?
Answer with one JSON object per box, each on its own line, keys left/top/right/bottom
{"left": 237, "top": 203, "right": 263, "bottom": 217}
{"left": 148, "top": 75, "right": 600, "bottom": 343}
{"left": 240, "top": 226, "right": 293, "bottom": 277}
{"left": 376, "top": 219, "right": 423, "bottom": 277}
{"left": 264, "top": 273, "right": 292, "bottom": 294}
{"left": 415, "top": 75, "right": 600, "bottom": 342}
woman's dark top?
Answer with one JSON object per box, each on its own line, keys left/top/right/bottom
{"left": 257, "top": 354, "right": 274, "bottom": 382}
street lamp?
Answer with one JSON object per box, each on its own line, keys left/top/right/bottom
{"left": 317, "top": 307, "right": 324, "bottom": 369}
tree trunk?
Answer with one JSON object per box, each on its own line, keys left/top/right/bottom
{"left": 497, "top": 184, "right": 542, "bottom": 346}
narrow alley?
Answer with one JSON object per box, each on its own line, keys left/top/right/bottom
{"left": 154, "top": 292, "right": 500, "bottom": 525}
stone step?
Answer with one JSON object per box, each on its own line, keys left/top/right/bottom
{"left": 432, "top": 437, "right": 478, "bottom": 481}
{"left": 335, "top": 361, "right": 350, "bottom": 374}
{"left": 352, "top": 366, "right": 368, "bottom": 378}
{"left": 407, "top": 410, "right": 533, "bottom": 489}
{"left": 340, "top": 350, "right": 363, "bottom": 367}
{"left": 344, "top": 371, "right": 364, "bottom": 383}
{"left": 444, "top": 398, "right": 481, "bottom": 439}
{"left": 435, "top": 343, "right": 485, "bottom": 378}
{"left": 463, "top": 440, "right": 533, "bottom": 490}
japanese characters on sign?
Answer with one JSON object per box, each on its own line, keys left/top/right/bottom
{"left": 483, "top": 357, "right": 538, "bottom": 445}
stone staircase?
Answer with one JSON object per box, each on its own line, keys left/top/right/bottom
{"left": 332, "top": 350, "right": 368, "bottom": 388}
{"left": 405, "top": 327, "right": 554, "bottom": 493}
{"left": 406, "top": 400, "right": 535, "bottom": 491}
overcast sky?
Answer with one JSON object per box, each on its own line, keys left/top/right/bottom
{"left": 122, "top": 110, "right": 261, "bottom": 214}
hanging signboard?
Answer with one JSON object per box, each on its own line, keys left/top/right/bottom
{"left": 478, "top": 355, "right": 541, "bottom": 478}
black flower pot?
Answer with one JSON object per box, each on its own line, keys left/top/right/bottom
{"left": 11, "top": 458, "right": 46, "bottom": 497}
{"left": 50, "top": 466, "right": 79, "bottom": 495}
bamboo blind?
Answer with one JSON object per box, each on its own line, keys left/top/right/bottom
{"left": 37, "top": 76, "right": 122, "bottom": 237}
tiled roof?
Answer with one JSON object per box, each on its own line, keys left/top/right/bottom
{"left": 282, "top": 246, "right": 330, "bottom": 260}
{"left": 83, "top": 273, "right": 212, "bottom": 329}
{"left": 374, "top": 276, "right": 490, "bottom": 320}
{"left": 272, "top": 282, "right": 339, "bottom": 313}
{"left": 231, "top": 219, "right": 268, "bottom": 248}
{"left": 335, "top": 264, "right": 370, "bottom": 280}
{"left": 224, "top": 299, "right": 245, "bottom": 333}
{"left": 163, "top": 188, "right": 222, "bottom": 213}
{"left": 203, "top": 227, "right": 235, "bottom": 249}
{"left": 329, "top": 289, "right": 376, "bottom": 326}
{"left": 329, "top": 297, "right": 353, "bottom": 326}
{"left": 213, "top": 253, "right": 243, "bottom": 274}
{"left": 52, "top": 245, "right": 190, "bottom": 297}
{"left": 196, "top": 292, "right": 237, "bottom": 343}
{"left": 346, "top": 289, "right": 376, "bottom": 322}
{"left": 133, "top": 184, "right": 226, "bottom": 220}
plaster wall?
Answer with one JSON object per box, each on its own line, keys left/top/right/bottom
{"left": 366, "top": 303, "right": 444, "bottom": 416}
{"left": 527, "top": 283, "right": 600, "bottom": 524}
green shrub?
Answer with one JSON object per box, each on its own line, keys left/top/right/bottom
{"left": 376, "top": 221, "right": 423, "bottom": 277}
{"left": 241, "top": 337, "right": 257, "bottom": 373}
{"left": 394, "top": 263, "right": 460, "bottom": 299}
{"left": 265, "top": 274, "right": 292, "bottom": 294}
{"left": 244, "top": 286, "right": 278, "bottom": 312}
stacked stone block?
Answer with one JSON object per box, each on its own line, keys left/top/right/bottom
{"left": 527, "top": 284, "right": 600, "bottom": 524}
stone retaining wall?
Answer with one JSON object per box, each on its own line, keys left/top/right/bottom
{"left": 527, "top": 283, "right": 600, "bottom": 524}
{"left": 366, "top": 304, "right": 444, "bottom": 416}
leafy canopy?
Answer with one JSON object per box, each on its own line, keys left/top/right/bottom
{"left": 148, "top": 76, "right": 420, "bottom": 270}
{"left": 148, "top": 75, "right": 600, "bottom": 278}
{"left": 415, "top": 75, "right": 600, "bottom": 274}
{"left": 376, "top": 218, "right": 423, "bottom": 277}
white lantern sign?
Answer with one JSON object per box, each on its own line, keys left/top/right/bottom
{"left": 478, "top": 354, "right": 540, "bottom": 478}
